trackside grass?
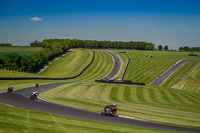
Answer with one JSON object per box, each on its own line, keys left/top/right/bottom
{"left": 39, "top": 49, "right": 93, "bottom": 78}
{"left": 40, "top": 82, "right": 200, "bottom": 128}
{"left": 0, "top": 103, "right": 175, "bottom": 133}
{"left": 172, "top": 65, "right": 200, "bottom": 92}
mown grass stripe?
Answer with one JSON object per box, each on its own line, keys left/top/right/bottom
{"left": 124, "top": 86, "right": 131, "bottom": 101}
{"left": 136, "top": 87, "right": 146, "bottom": 103}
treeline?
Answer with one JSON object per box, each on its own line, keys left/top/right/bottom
{"left": 0, "top": 39, "right": 155, "bottom": 72}
{"left": 31, "top": 39, "right": 156, "bottom": 50}
{"left": 179, "top": 46, "right": 200, "bottom": 52}
{"left": 0, "top": 43, "right": 12, "bottom": 47}
{"left": 0, "top": 39, "right": 73, "bottom": 72}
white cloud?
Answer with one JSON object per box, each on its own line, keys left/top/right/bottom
{"left": 29, "top": 16, "right": 42, "bottom": 21}
{"left": 129, "top": 17, "right": 137, "bottom": 21}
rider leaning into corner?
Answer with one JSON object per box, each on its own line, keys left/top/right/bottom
{"left": 7, "top": 85, "right": 13, "bottom": 93}
{"left": 36, "top": 82, "right": 39, "bottom": 87}
{"left": 31, "top": 92, "right": 38, "bottom": 97}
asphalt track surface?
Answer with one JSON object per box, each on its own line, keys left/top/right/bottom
{"left": 150, "top": 58, "right": 197, "bottom": 86}
{"left": 0, "top": 53, "right": 200, "bottom": 132}
{"left": 101, "top": 51, "right": 122, "bottom": 79}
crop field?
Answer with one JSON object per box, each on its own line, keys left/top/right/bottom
{"left": 0, "top": 47, "right": 43, "bottom": 56}
{"left": 0, "top": 103, "right": 175, "bottom": 133}
{"left": 40, "top": 82, "right": 200, "bottom": 128}
{"left": 0, "top": 47, "right": 43, "bottom": 52}
{"left": 39, "top": 49, "right": 94, "bottom": 78}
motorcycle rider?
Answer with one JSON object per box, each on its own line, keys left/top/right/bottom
{"left": 36, "top": 82, "right": 39, "bottom": 87}
{"left": 31, "top": 92, "right": 38, "bottom": 97}
{"left": 7, "top": 85, "right": 13, "bottom": 93}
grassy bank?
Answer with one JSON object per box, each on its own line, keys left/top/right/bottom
{"left": 39, "top": 49, "right": 93, "bottom": 78}
{"left": 40, "top": 82, "right": 200, "bottom": 128}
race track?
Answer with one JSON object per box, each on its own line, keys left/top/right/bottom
{"left": 150, "top": 58, "right": 197, "bottom": 86}
{"left": 0, "top": 52, "right": 200, "bottom": 132}
{"left": 101, "top": 51, "right": 122, "bottom": 79}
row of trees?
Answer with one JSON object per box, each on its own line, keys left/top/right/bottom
{"left": 179, "top": 46, "right": 200, "bottom": 52}
{"left": 157, "top": 45, "right": 169, "bottom": 51}
{"left": 0, "top": 43, "right": 12, "bottom": 47}
{"left": 0, "top": 39, "right": 74, "bottom": 72}
{"left": 31, "top": 39, "right": 156, "bottom": 50}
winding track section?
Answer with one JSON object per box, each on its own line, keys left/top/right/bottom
{"left": 150, "top": 58, "right": 199, "bottom": 86}
{"left": 101, "top": 51, "right": 122, "bottom": 79}
{"left": 0, "top": 52, "right": 200, "bottom": 133}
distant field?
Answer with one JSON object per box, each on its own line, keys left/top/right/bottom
{"left": 39, "top": 49, "right": 94, "bottom": 78}
{"left": 0, "top": 46, "right": 43, "bottom": 52}
{"left": 0, "top": 47, "right": 43, "bottom": 56}
{"left": 40, "top": 82, "right": 200, "bottom": 128}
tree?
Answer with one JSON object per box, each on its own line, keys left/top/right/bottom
{"left": 183, "top": 46, "right": 191, "bottom": 51}
{"left": 179, "top": 47, "right": 183, "bottom": 51}
{"left": 158, "top": 45, "right": 163, "bottom": 50}
{"left": 164, "top": 45, "right": 169, "bottom": 51}
{"left": 30, "top": 40, "right": 40, "bottom": 47}
{"left": 0, "top": 43, "right": 12, "bottom": 47}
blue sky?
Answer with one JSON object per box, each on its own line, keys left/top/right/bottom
{"left": 0, "top": 0, "right": 200, "bottom": 49}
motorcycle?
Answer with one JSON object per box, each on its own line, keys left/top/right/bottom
{"left": 101, "top": 104, "right": 118, "bottom": 117}
{"left": 35, "top": 82, "right": 39, "bottom": 87}
{"left": 7, "top": 87, "right": 13, "bottom": 93}
{"left": 30, "top": 92, "right": 38, "bottom": 100}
